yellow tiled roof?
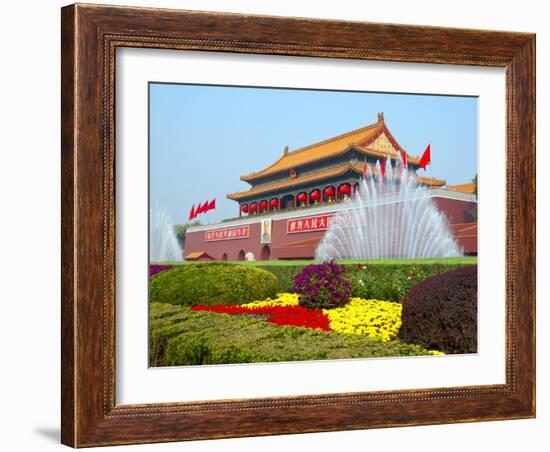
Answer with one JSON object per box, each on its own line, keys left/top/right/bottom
{"left": 445, "top": 182, "right": 476, "bottom": 194}
{"left": 241, "top": 115, "right": 420, "bottom": 182}
{"left": 227, "top": 161, "right": 445, "bottom": 201}
{"left": 417, "top": 175, "right": 446, "bottom": 187}
{"left": 185, "top": 251, "right": 213, "bottom": 260}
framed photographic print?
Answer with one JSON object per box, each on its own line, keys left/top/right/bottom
{"left": 61, "top": 3, "right": 535, "bottom": 447}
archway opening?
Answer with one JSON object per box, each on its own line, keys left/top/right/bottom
{"left": 221, "top": 253, "right": 228, "bottom": 261}
{"left": 238, "top": 250, "right": 245, "bottom": 261}
{"left": 260, "top": 245, "right": 271, "bottom": 261}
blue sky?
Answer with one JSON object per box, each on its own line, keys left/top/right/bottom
{"left": 149, "top": 83, "right": 477, "bottom": 225}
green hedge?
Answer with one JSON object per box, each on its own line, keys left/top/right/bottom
{"left": 255, "top": 263, "right": 469, "bottom": 302}
{"left": 149, "top": 263, "right": 278, "bottom": 306}
{"left": 150, "top": 302, "right": 435, "bottom": 366}
{"left": 254, "top": 264, "right": 298, "bottom": 293}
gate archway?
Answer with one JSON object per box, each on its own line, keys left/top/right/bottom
{"left": 260, "top": 245, "right": 271, "bottom": 261}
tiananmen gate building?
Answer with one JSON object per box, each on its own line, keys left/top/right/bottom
{"left": 183, "top": 113, "right": 477, "bottom": 261}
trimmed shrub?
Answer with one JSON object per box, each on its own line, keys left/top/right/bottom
{"left": 149, "top": 263, "right": 278, "bottom": 306}
{"left": 293, "top": 261, "right": 351, "bottom": 309}
{"left": 398, "top": 265, "right": 477, "bottom": 354}
{"left": 255, "top": 264, "right": 298, "bottom": 292}
{"left": 149, "top": 302, "right": 436, "bottom": 366}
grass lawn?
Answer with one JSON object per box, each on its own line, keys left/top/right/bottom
{"left": 156, "top": 256, "right": 477, "bottom": 266}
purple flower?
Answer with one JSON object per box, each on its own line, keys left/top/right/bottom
{"left": 293, "top": 261, "right": 350, "bottom": 309}
{"left": 149, "top": 264, "right": 174, "bottom": 277}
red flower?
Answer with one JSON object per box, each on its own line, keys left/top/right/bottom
{"left": 192, "top": 304, "right": 331, "bottom": 331}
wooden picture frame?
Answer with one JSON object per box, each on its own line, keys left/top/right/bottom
{"left": 61, "top": 3, "right": 535, "bottom": 447}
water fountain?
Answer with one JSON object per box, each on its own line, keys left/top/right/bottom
{"left": 149, "top": 203, "right": 183, "bottom": 262}
{"left": 315, "top": 157, "right": 462, "bottom": 260}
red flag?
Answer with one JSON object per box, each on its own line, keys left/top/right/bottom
{"left": 195, "top": 202, "right": 205, "bottom": 215}
{"left": 419, "top": 144, "right": 431, "bottom": 170}
{"left": 189, "top": 204, "right": 196, "bottom": 220}
{"left": 399, "top": 150, "right": 408, "bottom": 169}
{"left": 362, "top": 158, "right": 368, "bottom": 180}
{"left": 206, "top": 198, "right": 216, "bottom": 212}
{"left": 380, "top": 159, "right": 386, "bottom": 178}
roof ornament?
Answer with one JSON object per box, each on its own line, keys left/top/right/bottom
{"left": 377, "top": 112, "right": 384, "bottom": 123}
{"left": 283, "top": 145, "right": 289, "bottom": 156}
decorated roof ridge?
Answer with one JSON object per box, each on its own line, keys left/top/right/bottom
{"left": 228, "top": 161, "right": 445, "bottom": 201}
{"left": 360, "top": 124, "right": 421, "bottom": 164}
{"left": 240, "top": 118, "right": 383, "bottom": 182}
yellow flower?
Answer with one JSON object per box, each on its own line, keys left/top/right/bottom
{"left": 323, "top": 298, "right": 402, "bottom": 341}
{"left": 243, "top": 293, "right": 299, "bottom": 308}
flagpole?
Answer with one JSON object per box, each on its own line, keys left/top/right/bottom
{"left": 426, "top": 138, "right": 433, "bottom": 189}
{"left": 429, "top": 138, "right": 432, "bottom": 186}
{"left": 428, "top": 137, "right": 433, "bottom": 183}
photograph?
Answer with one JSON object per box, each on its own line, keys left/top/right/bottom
{"left": 148, "top": 83, "right": 479, "bottom": 367}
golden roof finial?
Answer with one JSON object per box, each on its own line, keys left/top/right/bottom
{"left": 284, "top": 145, "right": 289, "bottom": 156}
{"left": 377, "top": 112, "right": 384, "bottom": 123}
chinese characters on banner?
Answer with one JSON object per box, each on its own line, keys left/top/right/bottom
{"left": 286, "top": 213, "right": 353, "bottom": 234}
{"left": 205, "top": 226, "right": 250, "bottom": 242}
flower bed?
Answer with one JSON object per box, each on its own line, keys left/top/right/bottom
{"left": 193, "top": 293, "right": 404, "bottom": 342}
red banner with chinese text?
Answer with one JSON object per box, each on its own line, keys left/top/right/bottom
{"left": 205, "top": 226, "right": 250, "bottom": 241}
{"left": 286, "top": 214, "right": 353, "bottom": 234}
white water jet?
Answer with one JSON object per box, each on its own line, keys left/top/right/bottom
{"left": 315, "top": 157, "right": 462, "bottom": 260}
{"left": 149, "top": 203, "right": 182, "bottom": 262}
